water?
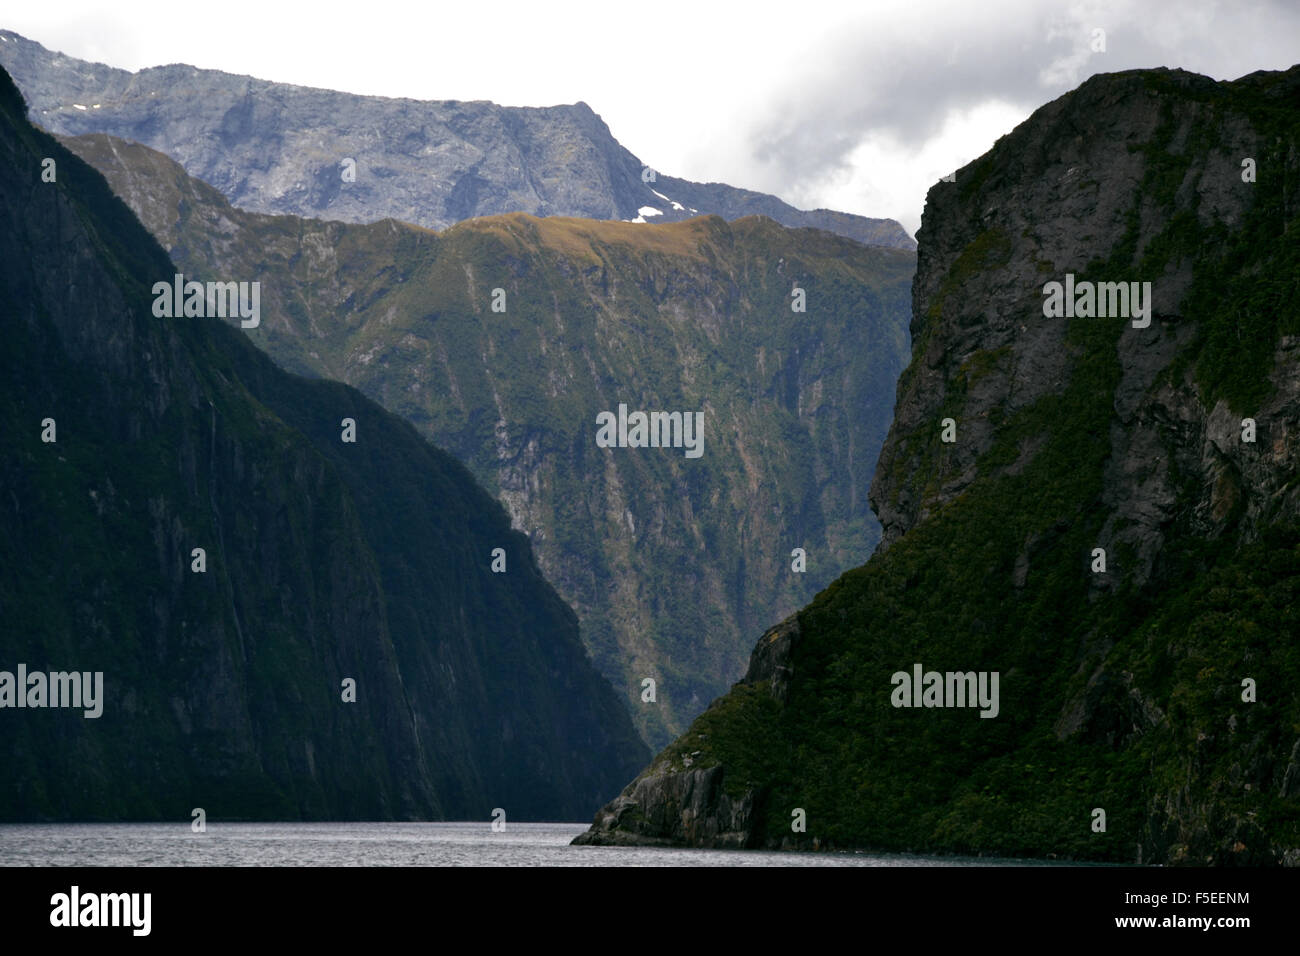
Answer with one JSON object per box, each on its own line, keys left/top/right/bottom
{"left": 0, "top": 822, "right": 1062, "bottom": 866}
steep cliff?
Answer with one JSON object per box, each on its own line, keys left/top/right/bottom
{"left": 0, "top": 29, "right": 914, "bottom": 249}
{"left": 577, "top": 66, "right": 1300, "bottom": 864}
{"left": 54, "top": 132, "right": 916, "bottom": 747}
{"left": 0, "top": 64, "right": 647, "bottom": 822}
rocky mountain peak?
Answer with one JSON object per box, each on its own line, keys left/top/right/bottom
{"left": 0, "top": 29, "right": 914, "bottom": 248}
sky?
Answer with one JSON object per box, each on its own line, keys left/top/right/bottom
{"left": 3, "top": 0, "right": 1297, "bottom": 236}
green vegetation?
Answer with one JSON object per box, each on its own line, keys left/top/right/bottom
{"left": 628, "top": 66, "right": 1300, "bottom": 862}
{"left": 65, "top": 134, "right": 918, "bottom": 748}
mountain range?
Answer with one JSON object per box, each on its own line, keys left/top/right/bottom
{"left": 57, "top": 130, "right": 916, "bottom": 746}
{"left": 0, "top": 29, "right": 914, "bottom": 249}
{"left": 11, "top": 26, "right": 1294, "bottom": 866}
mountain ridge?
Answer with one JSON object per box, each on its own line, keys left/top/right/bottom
{"left": 57, "top": 129, "right": 916, "bottom": 747}
{"left": 0, "top": 28, "right": 914, "bottom": 249}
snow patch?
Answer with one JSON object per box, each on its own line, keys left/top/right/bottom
{"left": 637, "top": 206, "right": 663, "bottom": 218}
{"left": 72, "top": 104, "right": 87, "bottom": 111}
{"left": 650, "top": 188, "right": 686, "bottom": 212}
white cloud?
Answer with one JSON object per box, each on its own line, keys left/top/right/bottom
{"left": 787, "top": 100, "right": 1029, "bottom": 236}
{"left": 3, "top": 0, "right": 1295, "bottom": 237}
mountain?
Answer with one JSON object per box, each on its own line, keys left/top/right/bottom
{"left": 0, "top": 63, "right": 647, "bottom": 822}
{"left": 58, "top": 132, "right": 917, "bottom": 748}
{"left": 0, "top": 29, "right": 914, "bottom": 249}
{"left": 575, "top": 65, "right": 1300, "bottom": 864}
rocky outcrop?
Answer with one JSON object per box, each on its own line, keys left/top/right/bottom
{"left": 0, "top": 29, "right": 914, "bottom": 249}
{"left": 743, "top": 614, "right": 800, "bottom": 703}
{"left": 574, "top": 766, "right": 761, "bottom": 848}
{"left": 575, "top": 616, "right": 797, "bottom": 847}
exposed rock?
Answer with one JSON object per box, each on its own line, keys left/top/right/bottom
{"left": 575, "top": 615, "right": 797, "bottom": 846}
{"left": 0, "top": 29, "right": 914, "bottom": 249}
{"left": 574, "top": 765, "right": 760, "bottom": 848}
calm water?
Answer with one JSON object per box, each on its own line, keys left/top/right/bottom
{"left": 0, "top": 822, "right": 1063, "bottom": 866}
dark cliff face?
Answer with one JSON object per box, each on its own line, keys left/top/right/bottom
{"left": 577, "top": 65, "right": 1300, "bottom": 864}
{"left": 0, "top": 29, "right": 914, "bottom": 250}
{"left": 0, "top": 65, "right": 647, "bottom": 822}
{"left": 871, "top": 66, "right": 1300, "bottom": 562}
{"left": 53, "top": 131, "right": 917, "bottom": 749}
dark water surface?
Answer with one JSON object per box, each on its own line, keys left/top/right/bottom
{"left": 0, "top": 822, "right": 1069, "bottom": 866}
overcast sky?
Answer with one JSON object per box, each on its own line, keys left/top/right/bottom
{"left": 4, "top": 0, "right": 1297, "bottom": 235}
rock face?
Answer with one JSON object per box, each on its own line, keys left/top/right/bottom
{"left": 0, "top": 64, "right": 647, "bottom": 822}
{"left": 870, "top": 67, "right": 1300, "bottom": 567}
{"left": 56, "top": 132, "right": 916, "bottom": 748}
{"left": 575, "top": 616, "right": 797, "bottom": 847}
{"left": 575, "top": 65, "right": 1300, "bottom": 864}
{"left": 0, "top": 30, "right": 914, "bottom": 250}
